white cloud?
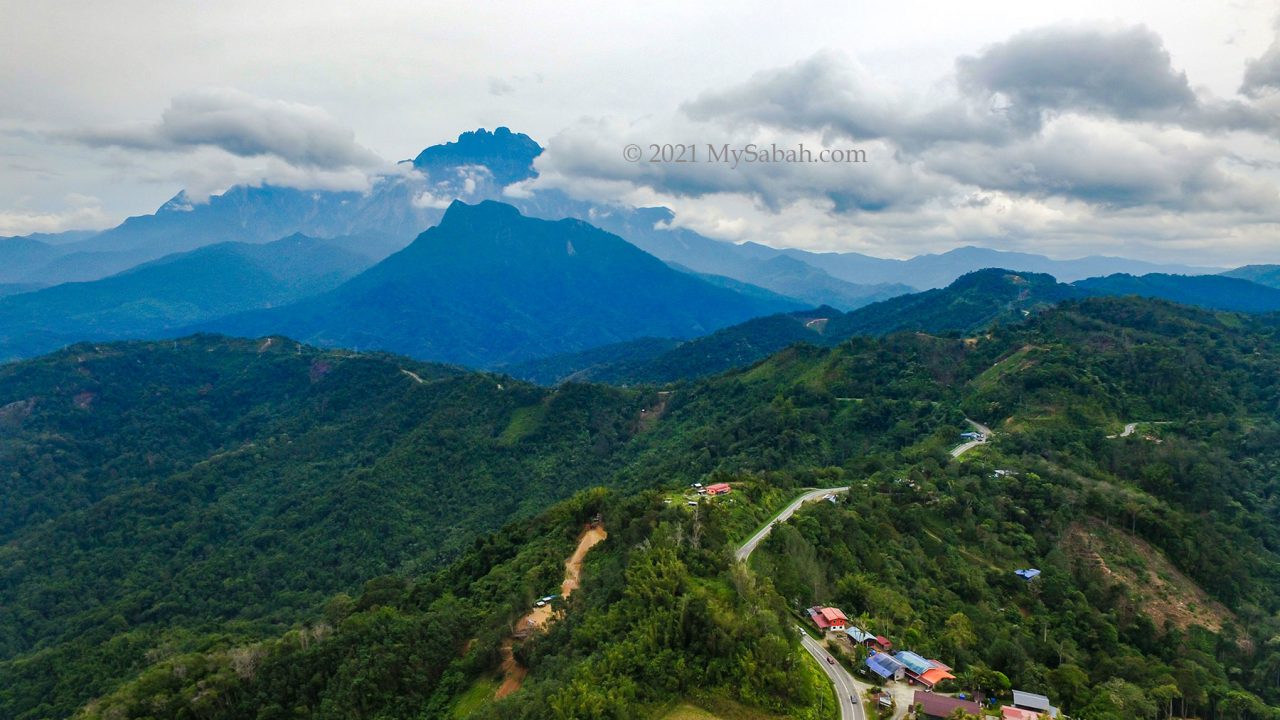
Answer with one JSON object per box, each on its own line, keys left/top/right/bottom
{"left": 0, "top": 194, "right": 113, "bottom": 236}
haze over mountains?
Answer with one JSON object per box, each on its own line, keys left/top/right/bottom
{"left": 0, "top": 126, "right": 1274, "bottom": 372}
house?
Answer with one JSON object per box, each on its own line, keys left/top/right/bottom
{"left": 894, "top": 652, "right": 956, "bottom": 688}
{"left": 912, "top": 691, "right": 982, "bottom": 720}
{"left": 1012, "top": 690, "right": 1059, "bottom": 718}
{"left": 918, "top": 666, "right": 956, "bottom": 689}
{"left": 808, "top": 606, "right": 848, "bottom": 632}
{"left": 1015, "top": 568, "right": 1041, "bottom": 582}
{"left": 705, "top": 482, "right": 732, "bottom": 496}
{"left": 865, "top": 651, "right": 906, "bottom": 681}
{"left": 1002, "top": 707, "right": 1044, "bottom": 720}
{"left": 846, "top": 626, "right": 894, "bottom": 650}
{"left": 893, "top": 651, "right": 933, "bottom": 676}
{"left": 847, "top": 626, "right": 874, "bottom": 644}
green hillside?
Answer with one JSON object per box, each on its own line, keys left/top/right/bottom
{"left": 3, "top": 297, "right": 1280, "bottom": 720}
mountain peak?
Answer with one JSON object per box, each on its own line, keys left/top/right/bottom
{"left": 438, "top": 199, "right": 525, "bottom": 229}
{"left": 412, "top": 127, "right": 543, "bottom": 186}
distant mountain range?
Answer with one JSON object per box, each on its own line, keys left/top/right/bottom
{"left": 777, "top": 244, "right": 1218, "bottom": 289}
{"left": 506, "top": 266, "right": 1280, "bottom": 385}
{"left": 0, "top": 126, "right": 1276, "bottom": 375}
{"left": 1222, "top": 264, "right": 1280, "bottom": 290}
{"left": 0, "top": 235, "right": 372, "bottom": 361}
{"left": 1075, "top": 273, "right": 1280, "bottom": 314}
{"left": 195, "top": 200, "right": 800, "bottom": 367}
{"left": 504, "top": 269, "right": 1088, "bottom": 384}
{"left": 0, "top": 127, "right": 1229, "bottom": 306}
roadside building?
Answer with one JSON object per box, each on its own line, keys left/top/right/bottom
{"left": 807, "top": 606, "right": 848, "bottom": 632}
{"left": 893, "top": 650, "right": 933, "bottom": 676}
{"left": 912, "top": 691, "right": 982, "bottom": 720}
{"left": 865, "top": 651, "right": 906, "bottom": 681}
{"left": 1012, "top": 690, "right": 1059, "bottom": 718}
{"left": 894, "top": 651, "right": 956, "bottom": 688}
{"left": 847, "top": 626, "right": 875, "bottom": 645}
{"left": 1002, "top": 707, "right": 1044, "bottom": 720}
{"left": 917, "top": 666, "right": 956, "bottom": 689}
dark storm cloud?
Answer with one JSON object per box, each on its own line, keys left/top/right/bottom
{"left": 66, "top": 88, "right": 383, "bottom": 170}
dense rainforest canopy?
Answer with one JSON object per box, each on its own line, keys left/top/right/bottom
{"left": 2, "top": 296, "right": 1280, "bottom": 719}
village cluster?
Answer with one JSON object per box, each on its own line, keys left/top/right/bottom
{"left": 808, "top": 606, "right": 1061, "bottom": 720}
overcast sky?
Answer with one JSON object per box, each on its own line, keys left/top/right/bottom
{"left": 2, "top": 0, "right": 1279, "bottom": 264}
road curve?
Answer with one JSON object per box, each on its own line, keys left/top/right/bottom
{"left": 800, "top": 632, "right": 865, "bottom": 720}
{"left": 735, "top": 486, "right": 849, "bottom": 563}
{"left": 951, "top": 418, "right": 993, "bottom": 458}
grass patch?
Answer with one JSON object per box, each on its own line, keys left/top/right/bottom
{"left": 499, "top": 403, "right": 547, "bottom": 445}
{"left": 451, "top": 675, "right": 500, "bottom": 718}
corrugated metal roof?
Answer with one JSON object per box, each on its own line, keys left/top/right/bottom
{"left": 1013, "top": 690, "right": 1052, "bottom": 711}
{"left": 913, "top": 691, "right": 981, "bottom": 718}
{"left": 847, "top": 626, "right": 874, "bottom": 643}
{"left": 865, "top": 653, "right": 905, "bottom": 678}
{"left": 893, "top": 650, "right": 933, "bottom": 675}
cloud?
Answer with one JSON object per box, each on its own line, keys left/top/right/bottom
{"left": 956, "top": 23, "right": 1278, "bottom": 134}
{"left": 55, "top": 89, "right": 389, "bottom": 201}
{"left": 533, "top": 115, "right": 953, "bottom": 215}
{"left": 66, "top": 88, "right": 383, "bottom": 170}
{"left": 682, "top": 50, "right": 1008, "bottom": 148}
{"left": 0, "top": 194, "right": 112, "bottom": 236}
{"left": 956, "top": 24, "right": 1196, "bottom": 128}
{"left": 921, "top": 115, "right": 1278, "bottom": 211}
{"left": 1241, "top": 20, "right": 1280, "bottom": 98}
{"left": 524, "top": 22, "right": 1280, "bottom": 266}
{"left": 488, "top": 77, "right": 515, "bottom": 96}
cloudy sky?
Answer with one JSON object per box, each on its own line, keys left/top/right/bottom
{"left": 2, "top": 0, "right": 1279, "bottom": 264}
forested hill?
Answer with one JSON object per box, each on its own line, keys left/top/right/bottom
{"left": 4, "top": 296, "right": 1280, "bottom": 719}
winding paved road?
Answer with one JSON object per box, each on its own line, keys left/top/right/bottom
{"left": 734, "top": 488, "right": 860, "bottom": 719}
{"left": 800, "top": 632, "right": 866, "bottom": 720}
{"left": 735, "top": 487, "right": 849, "bottom": 563}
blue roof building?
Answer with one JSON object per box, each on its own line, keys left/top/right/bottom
{"left": 866, "top": 652, "right": 906, "bottom": 681}
{"left": 847, "top": 626, "right": 874, "bottom": 644}
{"left": 1015, "top": 568, "right": 1042, "bottom": 581}
{"left": 893, "top": 650, "right": 934, "bottom": 676}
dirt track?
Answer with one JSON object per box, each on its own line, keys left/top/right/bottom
{"left": 495, "top": 525, "right": 608, "bottom": 699}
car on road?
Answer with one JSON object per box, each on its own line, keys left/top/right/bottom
{"left": 827, "top": 656, "right": 835, "bottom": 665}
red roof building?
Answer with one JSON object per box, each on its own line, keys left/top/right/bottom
{"left": 808, "top": 606, "right": 849, "bottom": 632}
{"left": 705, "top": 482, "right": 732, "bottom": 496}
{"left": 1002, "top": 708, "right": 1044, "bottom": 720}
